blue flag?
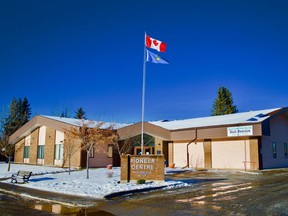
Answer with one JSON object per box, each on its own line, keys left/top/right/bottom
{"left": 146, "top": 49, "right": 169, "bottom": 64}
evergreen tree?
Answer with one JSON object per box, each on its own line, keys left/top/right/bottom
{"left": 21, "top": 97, "right": 32, "bottom": 124}
{"left": 74, "top": 107, "right": 87, "bottom": 119}
{"left": 60, "top": 106, "right": 70, "bottom": 118}
{"left": 0, "top": 97, "right": 31, "bottom": 170}
{"left": 211, "top": 87, "right": 238, "bottom": 116}
{"left": 4, "top": 97, "right": 32, "bottom": 136}
{"left": 4, "top": 98, "right": 20, "bottom": 136}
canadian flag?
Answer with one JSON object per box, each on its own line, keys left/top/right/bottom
{"left": 145, "top": 35, "right": 167, "bottom": 52}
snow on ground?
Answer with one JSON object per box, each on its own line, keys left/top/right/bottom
{"left": 0, "top": 163, "right": 189, "bottom": 199}
{"left": 0, "top": 163, "right": 73, "bottom": 179}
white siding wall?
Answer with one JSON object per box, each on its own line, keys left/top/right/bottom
{"left": 173, "top": 143, "right": 187, "bottom": 168}
{"left": 189, "top": 142, "right": 204, "bottom": 168}
{"left": 38, "top": 126, "right": 46, "bottom": 146}
{"left": 212, "top": 140, "right": 249, "bottom": 170}
{"left": 173, "top": 140, "right": 257, "bottom": 170}
{"left": 37, "top": 126, "right": 46, "bottom": 165}
{"left": 261, "top": 115, "right": 288, "bottom": 169}
{"left": 173, "top": 142, "right": 204, "bottom": 169}
{"left": 54, "top": 130, "right": 64, "bottom": 166}
{"left": 24, "top": 135, "right": 30, "bottom": 164}
{"left": 25, "top": 136, "right": 31, "bottom": 146}
{"left": 55, "top": 130, "right": 64, "bottom": 144}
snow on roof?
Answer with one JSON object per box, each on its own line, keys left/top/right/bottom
{"left": 150, "top": 108, "right": 282, "bottom": 130}
{"left": 41, "top": 115, "right": 130, "bottom": 129}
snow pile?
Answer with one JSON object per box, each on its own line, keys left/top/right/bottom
{"left": 0, "top": 164, "right": 188, "bottom": 199}
{"left": 165, "top": 167, "right": 196, "bottom": 174}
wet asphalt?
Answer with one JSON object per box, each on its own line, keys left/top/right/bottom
{"left": 99, "top": 169, "right": 288, "bottom": 216}
{"left": 1, "top": 169, "right": 288, "bottom": 215}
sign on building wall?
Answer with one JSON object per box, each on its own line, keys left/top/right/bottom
{"left": 227, "top": 125, "right": 253, "bottom": 137}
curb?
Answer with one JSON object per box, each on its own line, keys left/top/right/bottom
{"left": 104, "top": 185, "right": 167, "bottom": 200}
{"left": 0, "top": 181, "right": 99, "bottom": 207}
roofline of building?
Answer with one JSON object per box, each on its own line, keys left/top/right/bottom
{"left": 149, "top": 107, "right": 285, "bottom": 131}
{"left": 9, "top": 107, "right": 288, "bottom": 144}
{"left": 9, "top": 115, "right": 79, "bottom": 144}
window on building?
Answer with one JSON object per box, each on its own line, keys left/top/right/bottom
{"left": 89, "top": 147, "right": 95, "bottom": 158}
{"left": 54, "top": 144, "right": 64, "bottom": 160}
{"left": 272, "top": 142, "right": 277, "bottom": 158}
{"left": 37, "top": 145, "right": 45, "bottom": 159}
{"left": 24, "top": 146, "right": 30, "bottom": 158}
{"left": 284, "top": 143, "right": 288, "bottom": 158}
{"left": 107, "top": 145, "right": 113, "bottom": 158}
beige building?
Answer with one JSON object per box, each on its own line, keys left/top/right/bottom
{"left": 117, "top": 107, "right": 288, "bottom": 170}
{"left": 9, "top": 115, "right": 125, "bottom": 168}
{"left": 10, "top": 107, "right": 288, "bottom": 171}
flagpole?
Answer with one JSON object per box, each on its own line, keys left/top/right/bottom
{"left": 141, "top": 32, "right": 146, "bottom": 155}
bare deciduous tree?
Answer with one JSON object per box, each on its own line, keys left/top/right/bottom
{"left": 0, "top": 109, "right": 14, "bottom": 171}
{"left": 115, "top": 126, "right": 140, "bottom": 156}
{"left": 115, "top": 136, "right": 136, "bottom": 156}
{"left": 71, "top": 120, "right": 117, "bottom": 179}
{"left": 62, "top": 127, "right": 80, "bottom": 175}
{"left": 0, "top": 133, "right": 14, "bottom": 171}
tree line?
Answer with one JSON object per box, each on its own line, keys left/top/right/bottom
{"left": 0, "top": 97, "right": 88, "bottom": 170}
{"left": 0, "top": 86, "right": 237, "bottom": 139}
{"left": 0, "top": 86, "right": 238, "bottom": 171}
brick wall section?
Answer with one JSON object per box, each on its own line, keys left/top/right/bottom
{"left": 63, "top": 138, "right": 82, "bottom": 168}
{"left": 88, "top": 142, "right": 113, "bottom": 168}
{"left": 249, "top": 138, "right": 259, "bottom": 170}
{"left": 168, "top": 142, "right": 174, "bottom": 164}
{"left": 204, "top": 140, "right": 212, "bottom": 169}
{"left": 14, "top": 138, "right": 24, "bottom": 163}
{"left": 121, "top": 155, "right": 129, "bottom": 181}
{"left": 29, "top": 128, "right": 39, "bottom": 164}
{"left": 121, "top": 155, "right": 164, "bottom": 183}
{"left": 44, "top": 127, "right": 56, "bottom": 166}
{"left": 154, "top": 137, "right": 163, "bottom": 154}
{"left": 89, "top": 151, "right": 113, "bottom": 168}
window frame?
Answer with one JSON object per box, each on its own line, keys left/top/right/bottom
{"left": 24, "top": 146, "right": 30, "bottom": 159}
{"left": 107, "top": 144, "right": 113, "bottom": 158}
{"left": 284, "top": 143, "right": 288, "bottom": 158}
{"left": 54, "top": 144, "right": 64, "bottom": 160}
{"left": 37, "top": 145, "right": 45, "bottom": 159}
{"left": 272, "top": 142, "right": 277, "bottom": 158}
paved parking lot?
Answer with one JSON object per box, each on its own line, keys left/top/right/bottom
{"left": 97, "top": 169, "right": 288, "bottom": 215}
{"left": 1, "top": 169, "right": 288, "bottom": 215}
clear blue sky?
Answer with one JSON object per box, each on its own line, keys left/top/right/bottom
{"left": 1, "top": 0, "right": 287, "bottom": 123}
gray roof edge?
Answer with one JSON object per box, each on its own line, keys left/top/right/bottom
{"left": 149, "top": 107, "right": 285, "bottom": 130}
{"left": 40, "top": 115, "right": 129, "bottom": 129}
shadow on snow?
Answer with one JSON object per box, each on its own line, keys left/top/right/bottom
{"left": 29, "top": 177, "right": 56, "bottom": 182}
